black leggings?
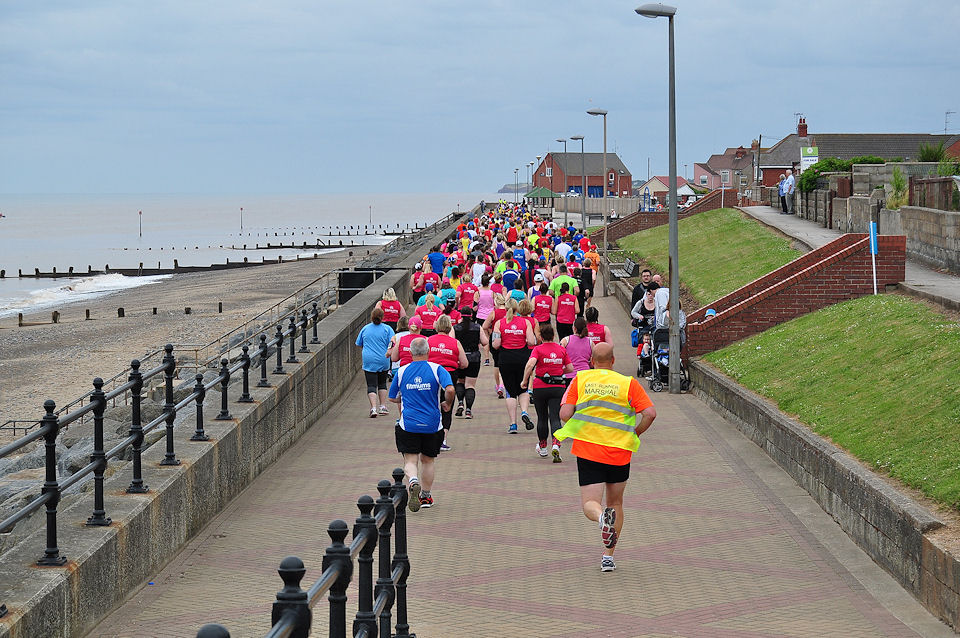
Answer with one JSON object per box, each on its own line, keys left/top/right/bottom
{"left": 532, "top": 386, "right": 565, "bottom": 442}
{"left": 498, "top": 348, "right": 530, "bottom": 398}
{"left": 364, "top": 370, "right": 388, "bottom": 394}
{"left": 556, "top": 322, "right": 573, "bottom": 340}
{"left": 440, "top": 386, "right": 452, "bottom": 431}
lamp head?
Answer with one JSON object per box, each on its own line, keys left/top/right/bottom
{"left": 556, "top": 138, "right": 566, "bottom": 143}
{"left": 586, "top": 108, "right": 608, "bottom": 117}
{"left": 636, "top": 3, "right": 677, "bottom": 17}
{"left": 570, "top": 135, "right": 584, "bottom": 141}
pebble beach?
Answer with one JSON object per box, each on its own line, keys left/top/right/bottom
{"left": 0, "top": 251, "right": 355, "bottom": 438}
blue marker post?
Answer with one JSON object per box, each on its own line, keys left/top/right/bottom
{"left": 869, "top": 221, "right": 878, "bottom": 295}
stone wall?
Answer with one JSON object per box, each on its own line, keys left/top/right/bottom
{"left": 899, "top": 206, "right": 960, "bottom": 273}
{"left": 0, "top": 214, "right": 466, "bottom": 638}
{"left": 853, "top": 162, "right": 940, "bottom": 195}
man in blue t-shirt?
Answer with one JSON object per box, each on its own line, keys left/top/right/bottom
{"left": 389, "top": 337, "right": 454, "bottom": 512}
{"left": 425, "top": 247, "right": 446, "bottom": 275}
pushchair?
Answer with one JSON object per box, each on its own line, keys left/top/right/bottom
{"left": 648, "top": 328, "right": 689, "bottom": 393}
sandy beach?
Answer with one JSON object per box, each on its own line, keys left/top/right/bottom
{"left": 0, "top": 251, "right": 361, "bottom": 437}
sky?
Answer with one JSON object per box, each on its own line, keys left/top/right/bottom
{"left": 2, "top": 0, "right": 959, "bottom": 194}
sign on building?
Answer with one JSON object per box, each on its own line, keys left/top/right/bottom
{"left": 800, "top": 146, "right": 818, "bottom": 173}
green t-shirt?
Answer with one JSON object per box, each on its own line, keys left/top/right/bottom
{"left": 549, "top": 274, "right": 578, "bottom": 297}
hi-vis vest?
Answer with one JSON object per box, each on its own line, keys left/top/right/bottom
{"left": 554, "top": 369, "right": 640, "bottom": 452}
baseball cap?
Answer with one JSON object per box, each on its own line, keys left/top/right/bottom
{"left": 534, "top": 273, "right": 544, "bottom": 282}
{"left": 705, "top": 308, "right": 717, "bottom": 317}
{"left": 414, "top": 263, "right": 422, "bottom": 270}
{"left": 408, "top": 316, "right": 423, "bottom": 329}
{"left": 425, "top": 283, "right": 434, "bottom": 292}
{"left": 515, "top": 240, "right": 522, "bottom": 246}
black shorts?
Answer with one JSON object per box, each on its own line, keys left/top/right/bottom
{"left": 498, "top": 348, "right": 531, "bottom": 398}
{"left": 385, "top": 321, "right": 398, "bottom": 332}
{"left": 459, "top": 357, "right": 481, "bottom": 379}
{"left": 421, "top": 328, "right": 436, "bottom": 338}
{"left": 364, "top": 370, "right": 388, "bottom": 394}
{"left": 576, "top": 456, "right": 631, "bottom": 486}
{"left": 395, "top": 427, "right": 445, "bottom": 457}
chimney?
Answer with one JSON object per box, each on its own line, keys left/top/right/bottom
{"left": 798, "top": 117, "right": 808, "bottom": 137}
{"left": 735, "top": 146, "right": 745, "bottom": 159}
{"left": 750, "top": 139, "right": 759, "bottom": 151}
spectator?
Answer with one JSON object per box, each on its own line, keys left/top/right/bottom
{"left": 777, "top": 173, "right": 787, "bottom": 213}
{"left": 631, "top": 269, "right": 654, "bottom": 309}
{"left": 783, "top": 169, "right": 795, "bottom": 215}
{"left": 630, "top": 284, "right": 659, "bottom": 334}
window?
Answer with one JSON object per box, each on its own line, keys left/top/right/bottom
{"left": 608, "top": 171, "right": 615, "bottom": 184}
{"left": 699, "top": 175, "right": 707, "bottom": 186}
{"left": 720, "top": 170, "right": 730, "bottom": 184}
{"left": 546, "top": 167, "right": 553, "bottom": 178}
{"left": 739, "top": 176, "right": 748, "bottom": 186}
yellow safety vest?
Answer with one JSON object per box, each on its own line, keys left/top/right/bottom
{"left": 554, "top": 369, "right": 641, "bottom": 452}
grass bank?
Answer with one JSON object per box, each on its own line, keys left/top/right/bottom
{"left": 617, "top": 208, "right": 801, "bottom": 305}
{"left": 704, "top": 294, "right": 960, "bottom": 510}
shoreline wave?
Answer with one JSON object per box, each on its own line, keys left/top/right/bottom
{"left": 0, "top": 273, "right": 173, "bottom": 318}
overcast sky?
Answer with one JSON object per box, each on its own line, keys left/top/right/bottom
{"left": 2, "top": 1, "right": 958, "bottom": 194}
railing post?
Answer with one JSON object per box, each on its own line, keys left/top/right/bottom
{"left": 127, "top": 359, "right": 149, "bottom": 493}
{"left": 270, "top": 556, "right": 311, "bottom": 638}
{"left": 215, "top": 358, "right": 232, "bottom": 420}
{"left": 391, "top": 467, "right": 413, "bottom": 638}
{"left": 191, "top": 374, "right": 209, "bottom": 441}
{"left": 299, "top": 309, "right": 309, "bottom": 353}
{"left": 286, "top": 315, "right": 299, "bottom": 364}
{"left": 160, "top": 344, "right": 180, "bottom": 466}
{"left": 375, "top": 480, "right": 396, "bottom": 638}
{"left": 37, "top": 400, "right": 66, "bottom": 566}
{"left": 273, "top": 325, "right": 286, "bottom": 375}
{"left": 238, "top": 345, "right": 253, "bottom": 402}
{"left": 322, "top": 520, "right": 353, "bottom": 638}
{"left": 352, "top": 496, "right": 377, "bottom": 638}
{"left": 86, "top": 378, "right": 111, "bottom": 526}
{"left": 310, "top": 302, "right": 320, "bottom": 344}
{"left": 257, "top": 334, "right": 271, "bottom": 387}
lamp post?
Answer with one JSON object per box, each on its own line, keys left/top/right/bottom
{"left": 636, "top": 2, "right": 681, "bottom": 393}
{"left": 535, "top": 155, "right": 541, "bottom": 208}
{"left": 514, "top": 168, "right": 519, "bottom": 205}
{"left": 555, "top": 138, "right": 568, "bottom": 226}
{"left": 240, "top": 207, "right": 243, "bottom": 232}
{"left": 587, "top": 107, "right": 609, "bottom": 297}
{"left": 570, "top": 135, "right": 586, "bottom": 230}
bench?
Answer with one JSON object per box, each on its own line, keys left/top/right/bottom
{"left": 610, "top": 256, "right": 638, "bottom": 280}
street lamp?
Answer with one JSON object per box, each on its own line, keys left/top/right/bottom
{"left": 556, "top": 138, "right": 568, "bottom": 225}
{"left": 514, "top": 168, "right": 519, "bottom": 205}
{"left": 636, "top": 2, "right": 682, "bottom": 393}
{"left": 570, "top": 135, "right": 586, "bottom": 230}
{"left": 587, "top": 107, "right": 609, "bottom": 297}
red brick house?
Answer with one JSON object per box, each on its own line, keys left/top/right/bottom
{"left": 533, "top": 152, "right": 632, "bottom": 198}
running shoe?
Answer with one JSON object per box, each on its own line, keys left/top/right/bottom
{"left": 455, "top": 403, "right": 464, "bottom": 417}
{"left": 440, "top": 441, "right": 451, "bottom": 452}
{"left": 419, "top": 493, "right": 434, "bottom": 509}
{"left": 496, "top": 385, "right": 505, "bottom": 399}
{"left": 536, "top": 442, "right": 549, "bottom": 457}
{"left": 600, "top": 507, "right": 618, "bottom": 548}
{"left": 464, "top": 409, "right": 473, "bottom": 419}
{"left": 369, "top": 408, "right": 377, "bottom": 418}
{"left": 508, "top": 423, "right": 518, "bottom": 434}
{"left": 378, "top": 405, "right": 389, "bottom": 415}
{"left": 521, "top": 411, "right": 534, "bottom": 431}
{"left": 408, "top": 480, "right": 421, "bottom": 513}
{"left": 551, "top": 444, "right": 562, "bottom": 463}
{"left": 601, "top": 555, "right": 616, "bottom": 572}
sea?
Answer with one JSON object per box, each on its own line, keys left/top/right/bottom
{"left": 0, "top": 192, "right": 502, "bottom": 318}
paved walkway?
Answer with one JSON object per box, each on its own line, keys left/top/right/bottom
{"left": 89, "top": 295, "right": 953, "bottom": 637}
{"left": 741, "top": 205, "right": 960, "bottom": 309}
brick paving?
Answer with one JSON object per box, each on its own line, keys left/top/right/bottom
{"left": 89, "top": 295, "right": 953, "bottom": 638}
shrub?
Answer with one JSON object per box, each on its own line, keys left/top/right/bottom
{"left": 886, "top": 167, "right": 908, "bottom": 209}
{"left": 797, "top": 156, "right": 886, "bottom": 192}
{"left": 937, "top": 156, "right": 960, "bottom": 176}
{"left": 917, "top": 140, "right": 947, "bottom": 162}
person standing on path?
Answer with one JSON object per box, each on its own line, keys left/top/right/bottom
{"left": 554, "top": 343, "right": 657, "bottom": 572}
{"left": 389, "top": 337, "right": 455, "bottom": 511}
{"left": 521, "top": 323, "right": 573, "bottom": 462}
{"left": 777, "top": 173, "right": 787, "bottom": 213}
{"left": 783, "top": 168, "right": 796, "bottom": 215}
{"left": 355, "top": 307, "right": 395, "bottom": 419}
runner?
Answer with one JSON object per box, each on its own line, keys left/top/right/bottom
{"left": 388, "top": 337, "right": 455, "bottom": 512}
{"left": 410, "top": 263, "right": 425, "bottom": 298}
{"left": 554, "top": 343, "right": 657, "bottom": 572}
{"left": 387, "top": 315, "right": 410, "bottom": 382}
{"left": 521, "top": 323, "right": 572, "bottom": 462}
{"left": 427, "top": 315, "right": 467, "bottom": 452}
{"left": 553, "top": 282, "right": 579, "bottom": 340}
{"left": 415, "top": 293, "right": 441, "bottom": 337}
{"left": 476, "top": 273, "right": 496, "bottom": 366}
{"left": 375, "top": 288, "right": 405, "bottom": 332}
{"left": 453, "top": 307, "right": 485, "bottom": 419}
{"left": 491, "top": 298, "right": 536, "bottom": 434}
{"left": 585, "top": 307, "right": 613, "bottom": 346}
{"left": 481, "top": 293, "right": 508, "bottom": 398}
{"left": 355, "top": 307, "right": 395, "bottom": 419}
{"left": 389, "top": 316, "right": 422, "bottom": 368}
{"left": 560, "top": 317, "right": 593, "bottom": 381}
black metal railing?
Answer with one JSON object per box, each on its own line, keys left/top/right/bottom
{"left": 0, "top": 306, "right": 320, "bottom": 571}
{"left": 195, "top": 469, "right": 414, "bottom": 638}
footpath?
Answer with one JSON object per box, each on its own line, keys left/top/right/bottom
{"left": 88, "top": 294, "right": 954, "bottom": 638}
{"left": 741, "top": 205, "right": 960, "bottom": 311}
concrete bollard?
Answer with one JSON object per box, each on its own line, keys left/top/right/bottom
{"left": 185, "top": 307, "right": 191, "bottom": 315}
{"left": 118, "top": 308, "right": 125, "bottom": 318}
{"left": 218, "top": 302, "right": 223, "bottom": 313}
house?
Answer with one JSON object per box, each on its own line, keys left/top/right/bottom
{"left": 635, "top": 175, "right": 697, "bottom": 204}
{"left": 693, "top": 163, "right": 720, "bottom": 190}
{"left": 532, "top": 153, "right": 633, "bottom": 198}
{"left": 701, "top": 142, "right": 758, "bottom": 190}
{"left": 758, "top": 117, "right": 960, "bottom": 186}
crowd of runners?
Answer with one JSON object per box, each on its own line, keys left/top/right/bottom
{"left": 356, "top": 202, "right": 658, "bottom": 572}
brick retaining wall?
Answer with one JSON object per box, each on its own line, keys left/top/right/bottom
{"left": 589, "top": 188, "right": 731, "bottom": 244}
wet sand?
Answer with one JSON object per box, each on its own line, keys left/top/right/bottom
{"left": 0, "top": 252, "right": 357, "bottom": 437}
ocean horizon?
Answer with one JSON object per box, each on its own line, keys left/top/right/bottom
{"left": 0, "top": 192, "right": 501, "bottom": 317}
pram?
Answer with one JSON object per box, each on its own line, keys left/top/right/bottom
{"left": 648, "top": 328, "right": 689, "bottom": 393}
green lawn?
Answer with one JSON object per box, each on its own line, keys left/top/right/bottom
{"left": 617, "top": 208, "right": 801, "bottom": 305}
{"left": 704, "top": 294, "right": 960, "bottom": 510}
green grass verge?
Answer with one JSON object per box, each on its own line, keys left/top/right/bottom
{"left": 585, "top": 225, "right": 602, "bottom": 234}
{"left": 617, "top": 208, "right": 801, "bottom": 305}
{"left": 704, "top": 294, "right": 960, "bottom": 509}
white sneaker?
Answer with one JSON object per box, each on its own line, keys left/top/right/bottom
{"left": 378, "top": 405, "right": 389, "bottom": 415}
{"left": 536, "top": 442, "right": 549, "bottom": 457}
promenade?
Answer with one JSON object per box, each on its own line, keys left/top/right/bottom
{"left": 89, "top": 294, "right": 953, "bottom": 638}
